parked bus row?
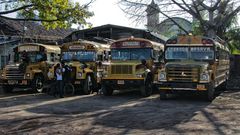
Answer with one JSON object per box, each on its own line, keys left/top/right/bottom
{"left": 0, "top": 35, "right": 230, "bottom": 101}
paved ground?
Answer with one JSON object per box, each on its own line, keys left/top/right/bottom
{"left": 0, "top": 88, "right": 240, "bottom": 135}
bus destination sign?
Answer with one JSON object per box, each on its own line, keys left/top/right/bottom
{"left": 69, "top": 45, "right": 85, "bottom": 50}
{"left": 122, "top": 41, "right": 140, "bottom": 46}
{"left": 18, "top": 46, "right": 39, "bottom": 52}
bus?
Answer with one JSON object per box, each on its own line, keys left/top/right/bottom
{"left": 48, "top": 40, "right": 110, "bottom": 94}
{"left": 0, "top": 43, "right": 60, "bottom": 93}
{"left": 100, "top": 37, "right": 164, "bottom": 96}
{"left": 157, "top": 35, "right": 230, "bottom": 101}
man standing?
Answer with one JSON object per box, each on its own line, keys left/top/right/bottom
{"left": 55, "top": 63, "right": 65, "bottom": 98}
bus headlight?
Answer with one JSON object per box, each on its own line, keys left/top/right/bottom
{"left": 97, "top": 72, "right": 103, "bottom": 78}
{"left": 200, "top": 73, "right": 209, "bottom": 82}
{"left": 1, "top": 73, "right": 4, "bottom": 77}
{"left": 159, "top": 72, "right": 166, "bottom": 81}
{"left": 77, "top": 72, "right": 82, "bottom": 77}
{"left": 26, "top": 73, "right": 30, "bottom": 77}
{"left": 136, "top": 74, "right": 143, "bottom": 78}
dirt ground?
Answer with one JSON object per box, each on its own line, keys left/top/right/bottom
{"left": 0, "top": 88, "right": 240, "bottom": 135}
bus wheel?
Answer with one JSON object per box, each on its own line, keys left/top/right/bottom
{"left": 2, "top": 85, "right": 14, "bottom": 93}
{"left": 159, "top": 91, "right": 167, "bottom": 100}
{"left": 32, "top": 75, "right": 44, "bottom": 93}
{"left": 64, "top": 83, "right": 75, "bottom": 96}
{"left": 206, "top": 82, "right": 215, "bottom": 101}
{"left": 140, "top": 78, "right": 153, "bottom": 97}
{"left": 83, "top": 75, "right": 93, "bottom": 95}
{"left": 102, "top": 84, "right": 113, "bottom": 96}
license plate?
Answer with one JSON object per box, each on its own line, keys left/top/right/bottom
{"left": 22, "top": 80, "right": 28, "bottom": 85}
{"left": 197, "top": 84, "right": 205, "bottom": 90}
{"left": 117, "top": 80, "right": 124, "bottom": 85}
{"left": 75, "top": 81, "right": 81, "bottom": 84}
{"left": 8, "top": 80, "right": 18, "bottom": 85}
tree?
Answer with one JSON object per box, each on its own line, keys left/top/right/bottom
{"left": 226, "top": 28, "right": 240, "bottom": 54}
{"left": 0, "top": 0, "right": 94, "bottom": 29}
{"left": 119, "top": 0, "right": 240, "bottom": 38}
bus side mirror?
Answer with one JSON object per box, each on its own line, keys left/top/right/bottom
{"left": 158, "top": 53, "right": 164, "bottom": 62}
{"left": 8, "top": 54, "right": 10, "bottom": 62}
{"left": 97, "top": 61, "right": 102, "bottom": 67}
{"left": 97, "top": 54, "right": 103, "bottom": 61}
{"left": 216, "top": 51, "right": 220, "bottom": 60}
{"left": 141, "top": 59, "right": 147, "bottom": 66}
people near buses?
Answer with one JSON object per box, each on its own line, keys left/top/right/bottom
{"left": 21, "top": 50, "right": 30, "bottom": 63}
{"left": 54, "top": 63, "right": 65, "bottom": 98}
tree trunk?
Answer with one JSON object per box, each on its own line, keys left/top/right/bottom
{"left": 207, "top": 28, "right": 216, "bottom": 38}
{"left": 207, "top": 11, "right": 216, "bottom": 38}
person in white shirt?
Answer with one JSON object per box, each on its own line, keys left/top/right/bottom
{"left": 55, "top": 63, "right": 65, "bottom": 98}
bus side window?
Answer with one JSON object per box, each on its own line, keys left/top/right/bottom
{"left": 97, "top": 54, "right": 103, "bottom": 61}
{"left": 216, "top": 47, "right": 220, "bottom": 60}
{"left": 158, "top": 50, "right": 164, "bottom": 62}
{"left": 104, "top": 51, "right": 109, "bottom": 60}
{"left": 50, "top": 53, "right": 55, "bottom": 62}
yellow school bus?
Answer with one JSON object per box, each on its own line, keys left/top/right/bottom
{"left": 157, "top": 35, "right": 230, "bottom": 101}
{"left": 48, "top": 40, "right": 110, "bottom": 94}
{"left": 0, "top": 43, "right": 60, "bottom": 93}
{"left": 100, "top": 37, "right": 164, "bottom": 96}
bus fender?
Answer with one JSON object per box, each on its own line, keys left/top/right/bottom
{"left": 144, "top": 70, "right": 153, "bottom": 84}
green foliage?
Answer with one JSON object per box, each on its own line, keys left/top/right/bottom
{"left": 2, "top": 0, "right": 94, "bottom": 29}
{"left": 225, "top": 28, "right": 240, "bottom": 54}
{"left": 192, "top": 21, "right": 204, "bottom": 36}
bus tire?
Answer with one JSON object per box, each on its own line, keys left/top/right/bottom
{"left": 206, "top": 82, "right": 215, "bottom": 102}
{"left": 102, "top": 84, "right": 113, "bottom": 96}
{"left": 64, "top": 83, "right": 75, "bottom": 96}
{"left": 140, "top": 76, "right": 153, "bottom": 97}
{"left": 83, "top": 75, "right": 93, "bottom": 95}
{"left": 2, "top": 85, "right": 14, "bottom": 93}
{"left": 159, "top": 91, "right": 167, "bottom": 100}
{"left": 32, "top": 75, "right": 44, "bottom": 93}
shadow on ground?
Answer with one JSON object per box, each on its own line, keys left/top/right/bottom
{"left": 1, "top": 88, "right": 238, "bottom": 134}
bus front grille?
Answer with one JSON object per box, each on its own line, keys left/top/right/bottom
{"left": 167, "top": 67, "right": 199, "bottom": 82}
{"left": 5, "top": 66, "right": 24, "bottom": 80}
{"left": 111, "top": 65, "right": 133, "bottom": 74}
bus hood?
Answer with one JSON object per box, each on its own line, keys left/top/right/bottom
{"left": 64, "top": 61, "right": 82, "bottom": 66}
{"left": 4, "top": 63, "right": 22, "bottom": 70}
{"left": 165, "top": 61, "right": 209, "bottom": 69}
{"left": 106, "top": 60, "right": 147, "bottom": 66}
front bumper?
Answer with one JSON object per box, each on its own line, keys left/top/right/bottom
{"left": 156, "top": 81, "right": 209, "bottom": 91}
{"left": 0, "top": 79, "right": 31, "bottom": 86}
{"left": 102, "top": 79, "right": 144, "bottom": 89}
{"left": 73, "top": 79, "right": 85, "bottom": 85}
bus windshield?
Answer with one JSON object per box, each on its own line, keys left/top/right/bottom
{"left": 165, "top": 46, "right": 214, "bottom": 60}
{"left": 111, "top": 48, "right": 152, "bottom": 60}
{"left": 62, "top": 51, "right": 96, "bottom": 62}
{"left": 15, "top": 52, "right": 46, "bottom": 63}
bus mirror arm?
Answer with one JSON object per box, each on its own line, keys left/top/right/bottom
{"left": 141, "top": 59, "right": 147, "bottom": 66}
{"left": 96, "top": 61, "right": 102, "bottom": 67}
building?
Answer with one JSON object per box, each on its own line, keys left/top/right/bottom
{"left": 64, "top": 24, "right": 167, "bottom": 44}
{"left": 0, "top": 17, "right": 73, "bottom": 68}
{"left": 146, "top": 0, "right": 192, "bottom": 38}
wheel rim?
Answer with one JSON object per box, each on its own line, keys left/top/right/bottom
{"left": 146, "top": 81, "right": 152, "bottom": 95}
{"left": 87, "top": 76, "right": 93, "bottom": 91}
{"left": 36, "top": 77, "right": 43, "bottom": 92}
{"left": 64, "top": 83, "right": 74, "bottom": 96}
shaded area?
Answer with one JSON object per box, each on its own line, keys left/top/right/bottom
{"left": 0, "top": 88, "right": 240, "bottom": 134}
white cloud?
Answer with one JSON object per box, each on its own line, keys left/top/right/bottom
{"left": 74, "top": 0, "right": 145, "bottom": 29}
